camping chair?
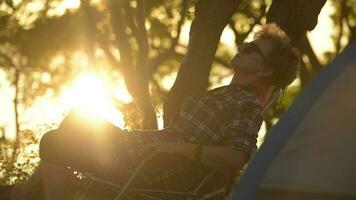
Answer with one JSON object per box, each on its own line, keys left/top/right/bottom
{"left": 260, "top": 87, "right": 283, "bottom": 118}
{"left": 78, "top": 157, "right": 225, "bottom": 200}
{"left": 77, "top": 87, "right": 283, "bottom": 200}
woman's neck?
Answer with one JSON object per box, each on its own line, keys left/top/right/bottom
{"left": 230, "top": 79, "right": 272, "bottom": 104}
{"left": 253, "top": 86, "right": 274, "bottom": 104}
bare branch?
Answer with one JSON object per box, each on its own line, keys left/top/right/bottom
{"left": 266, "top": 0, "right": 327, "bottom": 44}
{"left": 109, "top": 0, "right": 135, "bottom": 84}
{"left": 97, "top": 38, "right": 122, "bottom": 69}
{"left": 171, "top": 0, "right": 189, "bottom": 48}
{"left": 344, "top": 2, "right": 356, "bottom": 45}
{"left": 146, "top": 0, "right": 189, "bottom": 76}
{"left": 297, "top": 34, "right": 322, "bottom": 73}
{"left": 136, "top": 0, "right": 149, "bottom": 52}
{"left": 336, "top": 0, "right": 347, "bottom": 53}
{"left": 229, "top": 0, "right": 266, "bottom": 46}
{"left": 108, "top": 0, "right": 157, "bottom": 129}
{"left": 135, "top": 0, "right": 157, "bottom": 129}
{"left": 148, "top": 44, "right": 230, "bottom": 77}
{"left": 299, "top": 57, "right": 311, "bottom": 88}
{"left": 0, "top": 52, "right": 16, "bottom": 68}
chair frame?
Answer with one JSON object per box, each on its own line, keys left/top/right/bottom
{"left": 79, "top": 157, "right": 225, "bottom": 200}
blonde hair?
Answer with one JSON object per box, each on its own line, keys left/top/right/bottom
{"left": 254, "top": 23, "right": 290, "bottom": 47}
{"left": 254, "top": 23, "right": 300, "bottom": 88}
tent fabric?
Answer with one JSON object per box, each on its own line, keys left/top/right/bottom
{"left": 260, "top": 64, "right": 356, "bottom": 196}
{"left": 231, "top": 43, "right": 356, "bottom": 200}
{"left": 254, "top": 188, "right": 353, "bottom": 200}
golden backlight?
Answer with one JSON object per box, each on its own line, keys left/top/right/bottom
{"left": 60, "top": 72, "right": 126, "bottom": 128}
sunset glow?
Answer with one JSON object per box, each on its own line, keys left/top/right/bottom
{"left": 60, "top": 72, "right": 126, "bottom": 128}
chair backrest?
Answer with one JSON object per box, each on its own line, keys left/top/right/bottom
{"left": 260, "top": 87, "right": 283, "bottom": 118}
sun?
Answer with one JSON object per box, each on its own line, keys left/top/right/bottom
{"left": 60, "top": 72, "right": 126, "bottom": 128}
{"left": 70, "top": 73, "right": 110, "bottom": 111}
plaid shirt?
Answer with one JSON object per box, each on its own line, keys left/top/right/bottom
{"left": 114, "top": 85, "right": 264, "bottom": 199}
{"left": 171, "top": 84, "right": 263, "bottom": 156}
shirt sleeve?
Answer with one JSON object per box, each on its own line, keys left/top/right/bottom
{"left": 220, "top": 99, "right": 263, "bottom": 159}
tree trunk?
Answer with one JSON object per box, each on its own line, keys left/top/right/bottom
{"left": 163, "top": 0, "right": 240, "bottom": 126}
{"left": 266, "top": 0, "right": 327, "bottom": 44}
{"left": 109, "top": 0, "right": 157, "bottom": 129}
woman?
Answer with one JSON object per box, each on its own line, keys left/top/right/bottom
{"left": 4, "top": 23, "right": 299, "bottom": 200}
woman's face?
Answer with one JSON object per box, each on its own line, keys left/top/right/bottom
{"left": 230, "top": 38, "right": 275, "bottom": 74}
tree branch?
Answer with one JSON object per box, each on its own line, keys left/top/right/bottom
{"left": 335, "top": 0, "right": 347, "bottom": 53}
{"left": 109, "top": 0, "right": 135, "bottom": 90}
{"left": 266, "top": 0, "right": 327, "bottom": 44}
{"left": 297, "top": 34, "right": 322, "bottom": 74}
{"left": 134, "top": 0, "right": 157, "bottom": 129}
{"left": 109, "top": 0, "right": 158, "bottom": 129}
{"left": 146, "top": 0, "right": 188, "bottom": 75}
{"left": 148, "top": 44, "right": 230, "bottom": 77}
{"left": 98, "top": 37, "right": 122, "bottom": 69}
{"left": 171, "top": 0, "right": 189, "bottom": 48}
{"left": 0, "top": 52, "right": 16, "bottom": 68}
{"left": 229, "top": 0, "right": 266, "bottom": 47}
{"left": 163, "top": 0, "right": 240, "bottom": 126}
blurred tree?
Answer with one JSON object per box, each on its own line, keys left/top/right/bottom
{"left": 0, "top": 0, "right": 196, "bottom": 182}
{"left": 0, "top": 0, "right": 191, "bottom": 129}
{"left": 330, "top": 0, "right": 356, "bottom": 53}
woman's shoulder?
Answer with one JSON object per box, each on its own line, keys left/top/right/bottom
{"left": 180, "top": 84, "right": 263, "bottom": 112}
{"left": 208, "top": 84, "right": 263, "bottom": 111}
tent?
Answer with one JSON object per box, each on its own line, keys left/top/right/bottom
{"left": 231, "top": 43, "right": 356, "bottom": 200}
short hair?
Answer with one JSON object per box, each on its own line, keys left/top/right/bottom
{"left": 254, "top": 23, "right": 300, "bottom": 89}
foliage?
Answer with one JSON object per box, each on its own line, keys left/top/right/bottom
{"left": 0, "top": 129, "right": 40, "bottom": 184}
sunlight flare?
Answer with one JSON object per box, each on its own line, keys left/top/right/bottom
{"left": 60, "top": 72, "right": 125, "bottom": 128}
